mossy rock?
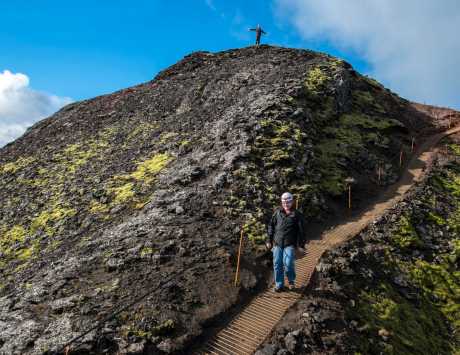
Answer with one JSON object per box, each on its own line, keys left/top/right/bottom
{"left": 348, "top": 282, "right": 452, "bottom": 354}
{"left": 391, "top": 215, "right": 424, "bottom": 250}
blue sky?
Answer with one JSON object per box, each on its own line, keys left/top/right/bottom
{"left": 1, "top": 0, "right": 459, "bottom": 147}
{"left": 0, "top": 0, "right": 368, "bottom": 101}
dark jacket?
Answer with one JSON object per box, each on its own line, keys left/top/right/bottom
{"left": 266, "top": 208, "right": 306, "bottom": 248}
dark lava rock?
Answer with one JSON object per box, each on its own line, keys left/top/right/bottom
{"left": 257, "top": 150, "right": 460, "bottom": 354}
{"left": 0, "top": 44, "right": 453, "bottom": 354}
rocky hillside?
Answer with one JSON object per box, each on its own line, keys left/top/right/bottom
{"left": 258, "top": 135, "right": 460, "bottom": 354}
{"left": 0, "top": 45, "right": 456, "bottom": 354}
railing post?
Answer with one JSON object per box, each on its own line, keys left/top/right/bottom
{"left": 234, "top": 228, "right": 244, "bottom": 287}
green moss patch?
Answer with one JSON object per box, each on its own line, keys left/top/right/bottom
{"left": 129, "top": 153, "right": 172, "bottom": 182}
{"left": 352, "top": 90, "right": 386, "bottom": 114}
{"left": 0, "top": 225, "right": 26, "bottom": 256}
{"left": 0, "top": 156, "right": 36, "bottom": 174}
{"left": 30, "top": 205, "right": 76, "bottom": 236}
{"left": 305, "top": 67, "right": 329, "bottom": 96}
{"left": 254, "top": 119, "right": 306, "bottom": 168}
{"left": 92, "top": 153, "right": 173, "bottom": 213}
{"left": 347, "top": 152, "right": 460, "bottom": 353}
{"left": 390, "top": 215, "right": 424, "bottom": 250}
{"left": 409, "top": 259, "right": 460, "bottom": 344}
{"left": 340, "top": 113, "right": 403, "bottom": 131}
{"left": 350, "top": 282, "right": 451, "bottom": 354}
{"left": 119, "top": 309, "right": 176, "bottom": 341}
{"left": 243, "top": 213, "right": 267, "bottom": 245}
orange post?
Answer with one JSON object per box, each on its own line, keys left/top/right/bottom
{"left": 348, "top": 184, "right": 352, "bottom": 210}
{"left": 234, "top": 228, "right": 244, "bottom": 286}
{"left": 64, "top": 346, "right": 70, "bottom": 355}
{"left": 399, "top": 150, "right": 403, "bottom": 167}
{"left": 378, "top": 165, "right": 382, "bottom": 185}
{"left": 411, "top": 137, "right": 415, "bottom": 153}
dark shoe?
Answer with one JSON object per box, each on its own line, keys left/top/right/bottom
{"left": 274, "top": 285, "right": 284, "bottom": 292}
{"left": 288, "top": 283, "right": 295, "bottom": 290}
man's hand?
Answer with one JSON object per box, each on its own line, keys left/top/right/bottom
{"left": 265, "top": 242, "right": 272, "bottom": 250}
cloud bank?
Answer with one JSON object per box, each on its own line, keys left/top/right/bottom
{"left": 0, "top": 70, "right": 73, "bottom": 148}
{"left": 274, "top": 0, "right": 460, "bottom": 109}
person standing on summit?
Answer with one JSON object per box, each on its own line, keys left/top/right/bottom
{"left": 266, "top": 192, "right": 306, "bottom": 292}
{"left": 249, "top": 24, "right": 267, "bottom": 46}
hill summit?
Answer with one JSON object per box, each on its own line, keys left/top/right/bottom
{"left": 0, "top": 45, "right": 455, "bottom": 354}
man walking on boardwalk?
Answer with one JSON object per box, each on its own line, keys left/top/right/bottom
{"left": 266, "top": 192, "right": 306, "bottom": 292}
{"left": 249, "top": 24, "right": 267, "bottom": 46}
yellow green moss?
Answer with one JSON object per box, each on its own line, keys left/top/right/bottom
{"left": 89, "top": 200, "right": 110, "bottom": 214}
{"left": 16, "top": 245, "right": 35, "bottom": 260}
{"left": 0, "top": 156, "right": 36, "bottom": 174}
{"left": 122, "top": 315, "right": 175, "bottom": 340}
{"left": 427, "top": 212, "right": 446, "bottom": 226}
{"left": 314, "top": 128, "right": 363, "bottom": 196}
{"left": 94, "top": 153, "right": 173, "bottom": 212}
{"left": 409, "top": 259, "right": 460, "bottom": 344}
{"left": 350, "top": 159, "right": 460, "bottom": 353}
{"left": 129, "top": 153, "right": 172, "bottom": 181}
{"left": 0, "top": 226, "right": 42, "bottom": 266}
{"left": 140, "top": 247, "right": 155, "bottom": 257}
{"left": 329, "top": 58, "right": 344, "bottom": 69}
{"left": 30, "top": 206, "right": 76, "bottom": 236}
{"left": 254, "top": 119, "right": 306, "bottom": 168}
{"left": 391, "top": 215, "right": 423, "bottom": 250}
{"left": 159, "top": 132, "right": 178, "bottom": 144}
{"left": 109, "top": 183, "right": 135, "bottom": 205}
{"left": 311, "top": 110, "right": 404, "bottom": 197}
{"left": 134, "top": 200, "right": 149, "bottom": 210}
{"left": 352, "top": 90, "right": 386, "bottom": 114}
{"left": 305, "top": 67, "right": 329, "bottom": 94}
{"left": 340, "top": 113, "right": 403, "bottom": 130}
{"left": 350, "top": 282, "right": 451, "bottom": 354}
{"left": 448, "top": 143, "right": 460, "bottom": 156}
{"left": 59, "top": 143, "right": 97, "bottom": 173}
{"left": 128, "top": 122, "right": 158, "bottom": 139}
{"left": 243, "top": 214, "right": 266, "bottom": 245}
{"left": 431, "top": 169, "right": 460, "bottom": 198}
{"left": 12, "top": 125, "right": 119, "bottom": 241}
{"left": 0, "top": 225, "right": 26, "bottom": 255}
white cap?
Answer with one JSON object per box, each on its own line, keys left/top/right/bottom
{"left": 281, "top": 192, "right": 293, "bottom": 202}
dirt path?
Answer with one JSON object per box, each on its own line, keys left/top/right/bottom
{"left": 200, "top": 126, "right": 460, "bottom": 355}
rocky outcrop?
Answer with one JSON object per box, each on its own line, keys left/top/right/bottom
{"left": 0, "top": 45, "right": 449, "bottom": 354}
{"left": 259, "top": 136, "right": 460, "bottom": 354}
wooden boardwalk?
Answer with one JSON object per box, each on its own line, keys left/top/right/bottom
{"left": 201, "top": 126, "right": 460, "bottom": 355}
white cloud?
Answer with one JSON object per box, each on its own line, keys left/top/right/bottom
{"left": 204, "top": 0, "right": 226, "bottom": 19}
{"left": 274, "top": 0, "right": 460, "bottom": 109}
{"left": 0, "top": 70, "right": 73, "bottom": 148}
{"left": 205, "top": 0, "right": 216, "bottom": 12}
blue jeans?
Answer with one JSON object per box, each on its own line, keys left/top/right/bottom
{"left": 272, "top": 245, "right": 296, "bottom": 288}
